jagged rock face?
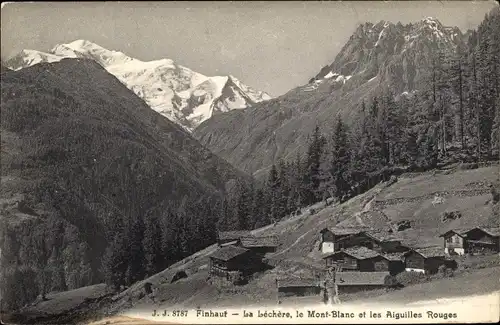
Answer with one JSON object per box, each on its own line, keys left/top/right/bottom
{"left": 313, "top": 18, "right": 465, "bottom": 94}
{"left": 5, "top": 40, "right": 271, "bottom": 132}
{"left": 194, "top": 17, "right": 467, "bottom": 175}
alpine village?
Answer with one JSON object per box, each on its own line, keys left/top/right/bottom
{"left": 1, "top": 4, "right": 500, "bottom": 324}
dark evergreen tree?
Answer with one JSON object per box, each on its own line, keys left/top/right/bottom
{"left": 303, "top": 125, "right": 327, "bottom": 205}
{"left": 142, "top": 214, "right": 163, "bottom": 277}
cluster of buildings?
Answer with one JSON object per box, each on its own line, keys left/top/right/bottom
{"left": 320, "top": 226, "right": 500, "bottom": 275}
{"left": 207, "top": 225, "right": 500, "bottom": 300}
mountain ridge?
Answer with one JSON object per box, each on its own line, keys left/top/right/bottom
{"left": 193, "top": 16, "right": 472, "bottom": 176}
{"left": 5, "top": 40, "right": 272, "bottom": 131}
{"left": 0, "top": 58, "right": 249, "bottom": 310}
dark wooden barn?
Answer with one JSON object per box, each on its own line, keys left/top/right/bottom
{"left": 319, "top": 227, "right": 408, "bottom": 255}
{"left": 403, "top": 247, "right": 446, "bottom": 274}
{"left": 240, "top": 235, "right": 279, "bottom": 255}
{"left": 276, "top": 277, "right": 322, "bottom": 298}
{"left": 209, "top": 245, "right": 264, "bottom": 286}
{"left": 319, "top": 227, "right": 368, "bottom": 254}
{"left": 461, "top": 227, "right": 500, "bottom": 254}
{"left": 382, "top": 253, "right": 406, "bottom": 275}
{"left": 334, "top": 271, "right": 399, "bottom": 294}
{"left": 322, "top": 246, "right": 390, "bottom": 272}
{"left": 363, "top": 231, "right": 409, "bottom": 253}
{"left": 217, "top": 230, "right": 251, "bottom": 247}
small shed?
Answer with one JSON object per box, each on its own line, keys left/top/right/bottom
{"left": 439, "top": 229, "right": 466, "bottom": 255}
{"left": 276, "top": 277, "right": 322, "bottom": 298}
{"left": 382, "top": 253, "right": 406, "bottom": 275}
{"left": 240, "top": 235, "right": 279, "bottom": 254}
{"left": 403, "top": 247, "right": 446, "bottom": 274}
{"left": 322, "top": 246, "right": 389, "bottom": 272}
{"left": 461, "top": 227, "right": 500, "bottom": 254}
{"left": 335, "top": 271, "right": 397, "bottom": 294}
{"left": 209, "top": 245, "right": 263, "bottom": 285}
{"left": 217, "top": 230, "right": 251, "bottom": 246}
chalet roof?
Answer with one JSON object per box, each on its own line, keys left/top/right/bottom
{"left": 438, "top": 229, "right": 466, "bottom": 238}
{"left": 322, "top": 246, "right": 381, "bottom": 260}
{"left": 335, "top": 272, "right": 390, "bottom": 286}
{"left": 277, "top": 277, "right": 320, "bottom": 288}
{"left": 218, "top": 230, "right": 251, "bottom": 241}
{"left": 382, "top": 253, "right": 405, "bottom": 261}
{"left": 462, "top": 227, "right": 500, "bottom": 237}
{"left": 220, "top": 240, "right": 238, "bottom": 247}
{"left": 321, "top": 227, "right": 366, "bottom": 236}
{"left": 210, "top": 245, "right": 250, "bottom": 261}
{"left": 364, "top": 231, "right": 401, "bottom": 243}
{"left": 240, "top": 235, "right": 279, "bottom": 248}
{"left": 406, "top": 247, "right": 445, "bottom": 259}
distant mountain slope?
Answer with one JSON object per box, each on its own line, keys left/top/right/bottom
{"left": 0, "top": 58, "right": 247, "bottom": 309}
{"left": 5, "top": 40, "right": 272, "bottom": 131}
{"left": 193, "top": 17, "right": 468, "bottom": 175}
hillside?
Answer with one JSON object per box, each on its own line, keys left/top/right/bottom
{"left": 0, "top": 58, "right": 247, "bottom": 311}
{"left": 5, "top": 40, "right": 272, "bottom": 131}
{"left": 12, "top": 164, "right": 496, "bottom": 324}
{"left": 194, "top": 12, "right": 500, "bottom": 176}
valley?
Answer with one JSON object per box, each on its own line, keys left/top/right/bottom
{"left": 3, "top": 164, "right": 498, "bottom": 324}
{"left": 1, "top": 4, "right": 499, "bottom": 325}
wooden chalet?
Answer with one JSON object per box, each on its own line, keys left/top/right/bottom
{"left": 319, "top": 227, "right": 366, "bottom": 254}
{"left": 322, "top": 246, "right": 391, "bottom": 272}
{"left": 439, "top": 229, "right": 467, "bottom": 256}
{"left": 240, "top": 235, "right": 279, "bottom": 254}
{"left": 363, "top": 231, "right": 409, "bottom": 253}
{"left": 461, "top": 227, "right": 500, "bottom": 254}
{"left": 319, "top": 227, "right": 408, "bottom": 255}
{"left": 217, "top": 230, "right": 251, "bottom": 247}
{"left": 276, "top": 277, "right": 322, "bottom": 298}
{"left": 334, "top": 271, "right": 399, "bottom": 294}
{"left": 403, "top": 247, "right": 446, "bottom": 274}
{"left": 439, "top": 227, "right": 500, "bottom": 256}
{"left": 209, "top": 245, "right": 263, "bottom": 285}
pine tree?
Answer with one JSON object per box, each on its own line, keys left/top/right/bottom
{"left": 102, "top": 232, "right": 127, "bottom": 291}
{"left": 235, "top": 180, "right": 252, "bottom": 230}
{"left": 326, "top": 118, "right": 351, "bottom": 202}
{"left": 142, "top": 214, "right": 163, "bottom": 277}
{"left": 267, "top": 163, "right": 280, "bottom": 222}
{"left": 125, "top": 216, "right": 145, "bottom": 285}
{"left": 48, "top": 247, "right": 67, "bottom": 292}
{"left": 405, "top": 129, "right": 419, "bottom": 168}
{"left": 303, "top": 125, "right": 327, "bottom": 205}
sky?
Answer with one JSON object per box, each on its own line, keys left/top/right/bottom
{"left": 1, "top": 1, "right": 498, "bottom": 96}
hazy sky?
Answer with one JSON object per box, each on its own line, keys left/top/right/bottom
{"left": 1, "top": 1, "right": 497, "bottom": 96}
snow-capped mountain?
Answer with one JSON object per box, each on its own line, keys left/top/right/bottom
{"left": 6, "top": 40, "right": 272, "bottom": 131}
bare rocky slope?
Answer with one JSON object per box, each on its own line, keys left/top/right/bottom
{"left": 9, "top": 163, "right": 499, "bottom": 324}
